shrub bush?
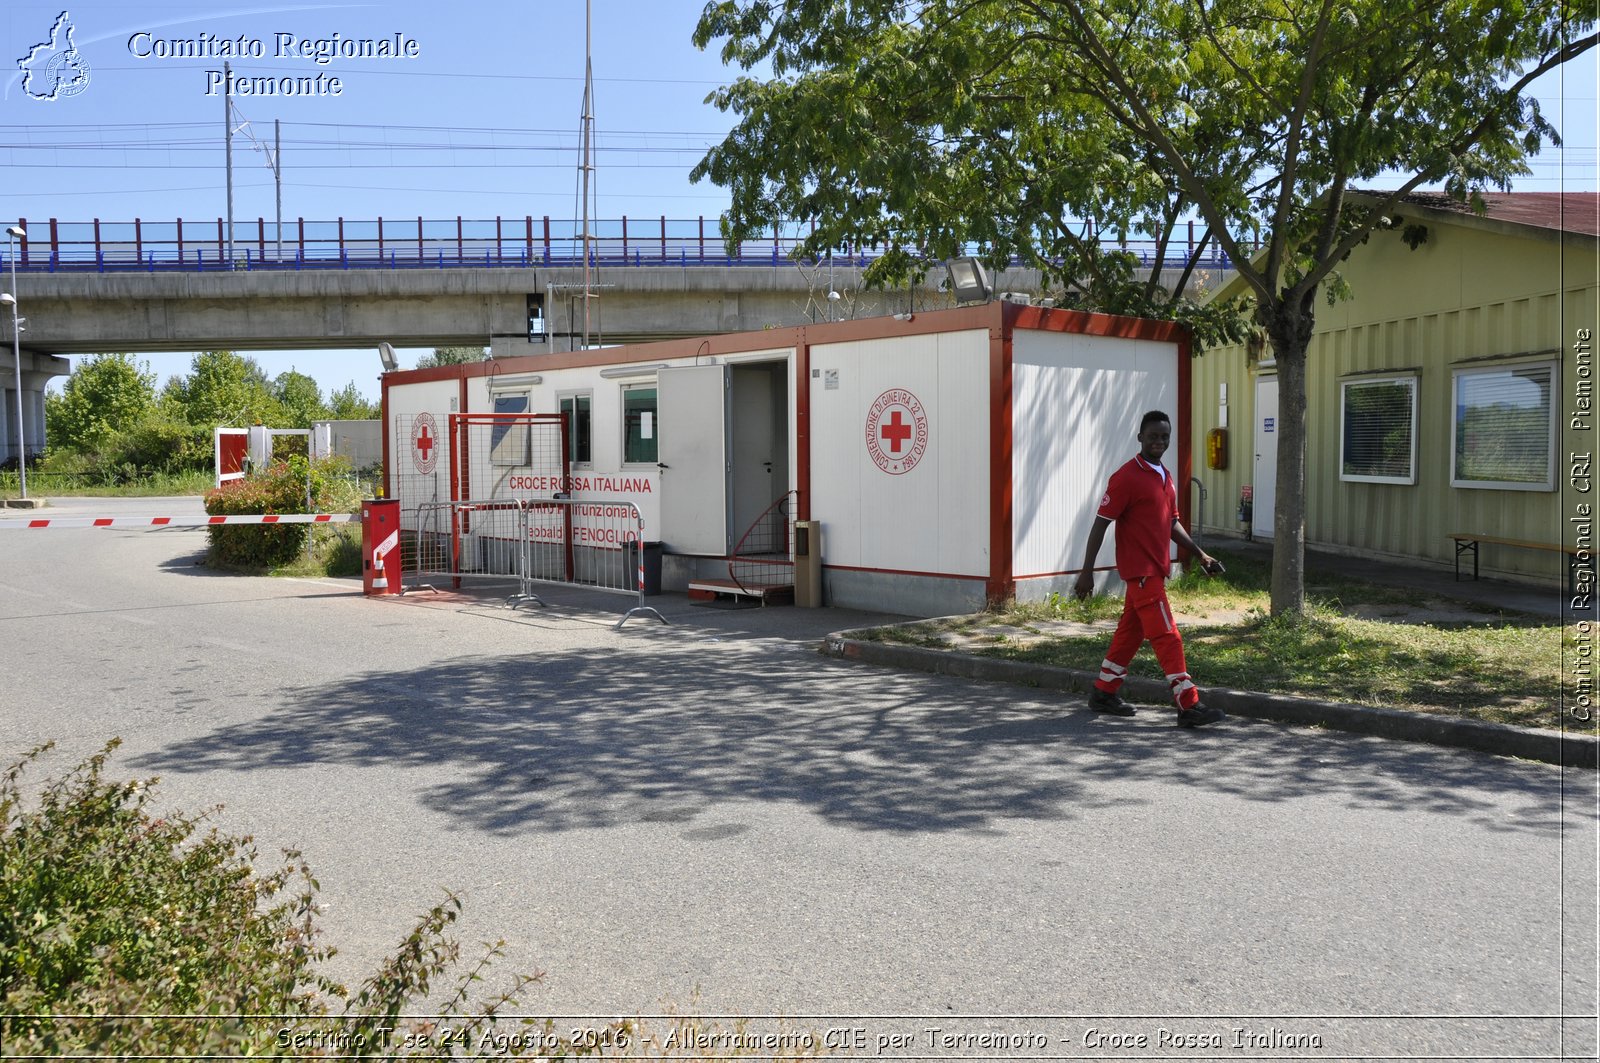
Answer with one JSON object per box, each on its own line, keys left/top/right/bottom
{"left": 203, "top": 455, "right": 361, "bottom": 570}
{"left": 3, "top": 743, "right": 832, "bottom": 1059}
{"left": 102, "top": 418, "right": 215, "bottom": 475}
{"left": 34, "top": 418, "right": 213, "bottom": 487}
{"left": 0, "top": 741, "right": 632, "bottom": 1058}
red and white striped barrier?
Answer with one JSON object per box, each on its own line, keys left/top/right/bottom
{"left": 0, "top": 513, "right": 358, "bottom": 529}
{"left": 370, "top": 528, "right": 400, "bottom": 590}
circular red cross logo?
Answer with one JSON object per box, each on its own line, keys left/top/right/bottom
{"left": 412, "top": 412, "right": 439, "bottom": 475}
{"left": 865, "top": 388, "right": 929, "bottom": 475}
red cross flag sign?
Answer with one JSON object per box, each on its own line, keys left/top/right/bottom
{"left": 865, "top": 388, "right": 929, "bottom": 475}
{"left": 412, "top": 412, "right": 439, "bottom": 475}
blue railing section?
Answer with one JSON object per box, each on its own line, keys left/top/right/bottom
{"left": 0, "top": 216, "right": 1242, "bottom": 274}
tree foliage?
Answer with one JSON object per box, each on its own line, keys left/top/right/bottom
{"left": 42, "top": 352, "right": 386, "bottom": 487}
{"left": 160, "top": 350, "right": 282, "bottom": 428}
{"left": 44, "top": 355, "right": 156, "bottom": 453}
{"left": 691, "top": 0, "right": 1254, "bottom": 346}
{"left": 327, "top": 382, "right": 380, "bottom": 420}
{"left": 694, "top": 0, "right": 1595, "bottom": 614}
{"left": 271, "top": 370, "right": 329, "bottom": 429}
{"left": 415, "top": 346, "right": 485, "bottom": 369}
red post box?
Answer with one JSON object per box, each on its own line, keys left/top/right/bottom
{"left": 362, "top": 498, "right": 403, "bottom": 596}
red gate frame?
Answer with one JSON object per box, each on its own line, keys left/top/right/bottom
{"left": 446, "top": 412, "right": 571, "bottom": 585}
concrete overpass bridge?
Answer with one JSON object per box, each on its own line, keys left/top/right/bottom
{"left": 1, "top": 214, "right": 1238, "bottom": 462}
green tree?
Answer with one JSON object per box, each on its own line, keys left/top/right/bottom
{"left": 415, "top": 346, "right": 485, "bottom": 369}
{"left": 161, "top": 350, "right": 282, "bottom": 428}
{"left": 43, "top": 354, "right": 156, "bottom": 453}
{"left": 691, "top": 0, "right": 1248, "bottom": 340}
{"left": 271, "top": 369, "right": 328, "bottom": 428}
{"left": 694, "top": 0, "right": 1595, "bottom": 615}
{"left": 327, "top": 381, "right": 380, "bottom": 420}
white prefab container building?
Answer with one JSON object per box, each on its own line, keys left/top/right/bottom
{"left": 381, "top": 302, "right": 1192, "bottom": 616}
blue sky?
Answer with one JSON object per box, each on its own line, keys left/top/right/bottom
{"left": 4, "top": 0, "right": 745, "bottom": 398}
{"left": 3, "top": 1, "right": 1595, "bottom": 402}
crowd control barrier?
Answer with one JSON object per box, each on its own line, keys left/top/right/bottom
{"left": 405, "top": 496, "right": 667, "bottom": 629}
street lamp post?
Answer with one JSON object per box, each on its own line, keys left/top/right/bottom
{"left": 0, "top": 293, "right": 22, "bottom": 500}
{"left": 2, "top": 223, "right": 23, "bottom": 499}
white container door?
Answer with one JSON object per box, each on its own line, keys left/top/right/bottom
{"left": 1253, "top": 375, "right": 1278, "bottom": 541}
{"left": 658, "top": 365, "right": 731, "bottom": 554}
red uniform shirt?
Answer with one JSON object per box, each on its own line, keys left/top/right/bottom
{"left": 1096, "top": 455, "right": 1177, "bottom": 579}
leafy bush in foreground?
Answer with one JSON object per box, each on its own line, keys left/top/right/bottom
{"left": 0, "top": 741, "right": 626, "bottom": 1058}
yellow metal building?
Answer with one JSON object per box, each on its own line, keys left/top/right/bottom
{"left": 1190, "top": 191, "right": 1599, "bottom": 587}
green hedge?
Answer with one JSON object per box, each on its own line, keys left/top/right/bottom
{"left": 203, "top": 455, "right": 360, "bottom": 570}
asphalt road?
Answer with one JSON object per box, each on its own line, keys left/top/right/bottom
{"left": 2, "top": 496, "right": 1596, "bottom": 1060}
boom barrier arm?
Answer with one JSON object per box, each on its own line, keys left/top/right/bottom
{"left": 0, "top": 513, "right": 357, "bottom": 529}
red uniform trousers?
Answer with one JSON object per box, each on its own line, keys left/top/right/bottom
{"left": 1092, "top": 575, "right": 1200, "bottom": 710}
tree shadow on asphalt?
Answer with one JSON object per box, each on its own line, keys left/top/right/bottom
{"left": 129, "top": 641, "right": 1593, "bottom": 839}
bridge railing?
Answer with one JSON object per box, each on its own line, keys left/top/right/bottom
{"left": 0, "top": 215, "right": 1247, "bottom": 275}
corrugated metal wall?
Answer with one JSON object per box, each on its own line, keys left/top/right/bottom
{"left": 1189, "top": 219, "right": 1597, "bottom": 585}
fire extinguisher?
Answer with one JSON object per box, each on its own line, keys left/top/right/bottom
{"left": 1206, "top": 427, "right": 1228, "bottom": 470}
{"left": 1237, "top": 485, "right": 1254, "bottom": 542}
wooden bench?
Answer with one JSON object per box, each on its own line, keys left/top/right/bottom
{"left": 1448, "top": 532, "right": 1593, "bottom": 591}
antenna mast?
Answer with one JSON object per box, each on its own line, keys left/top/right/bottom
{"left": 579, "top": 0, "right": 595, "bottom": 350}
{"left": 224, "top": 62, "right": 234, "bottom": 263}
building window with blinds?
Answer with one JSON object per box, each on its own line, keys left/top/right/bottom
{"left": 1450, "top": 360, "right": 1557, "bottom": 490}
{"left": 489, "top": 393, "right": 530, "bottom": 466}
{"left": 1341, "top": 375, "right": 1418, "bottom": 484}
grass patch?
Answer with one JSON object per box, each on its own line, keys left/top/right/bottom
{"left": 865, "top": 547, "right": 1589, "bottom": 734}
{"left": 2, "top": 469, "right": 216, "bottom": 497}
{"left": 988, "top": 608, "right": 1573, "bottom": 731}
{"left": 268, "top": 524, "right": 364, "bottom": 580}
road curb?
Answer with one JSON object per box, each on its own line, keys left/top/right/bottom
{"left": 822, "top": 633, "right": 1600, "bottom": 769}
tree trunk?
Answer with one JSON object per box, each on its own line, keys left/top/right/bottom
{"left": 1261, "top": 302, "right": 1315, "bottom": 617}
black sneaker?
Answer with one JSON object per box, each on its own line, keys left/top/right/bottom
{"left": 1176, "top": 703, "right": 1226, "bottom": 728}
{"left": 1088, "top": 688, "right": 1136, "bottom": 717}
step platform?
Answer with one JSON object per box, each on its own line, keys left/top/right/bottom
{"left": 687, "top": 578, "right": 795, "bottom": 606}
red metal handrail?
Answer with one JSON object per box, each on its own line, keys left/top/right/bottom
{"left": 728, "top": 490, "right": 798, "bottom": 596}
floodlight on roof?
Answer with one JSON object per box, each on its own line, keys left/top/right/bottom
{"left": 945, "top": 257, "right": 992, "bottom": 304}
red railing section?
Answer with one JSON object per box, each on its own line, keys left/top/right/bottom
{"left": 728, "top": 490, "right": 799, "bottom": 596}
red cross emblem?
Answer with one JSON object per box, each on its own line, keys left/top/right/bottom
{"left": 865, "top": 388, "right": 928, "bottom": 475}
{"left": 412, "top": 412, "right": 439, "bottom": 474}
{"left": 880, "top": 410, "right": 913, "bottom": 454}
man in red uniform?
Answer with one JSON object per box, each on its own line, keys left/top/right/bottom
{"left": 1073, "top": 410, "right": 1226, "bottom": 727}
